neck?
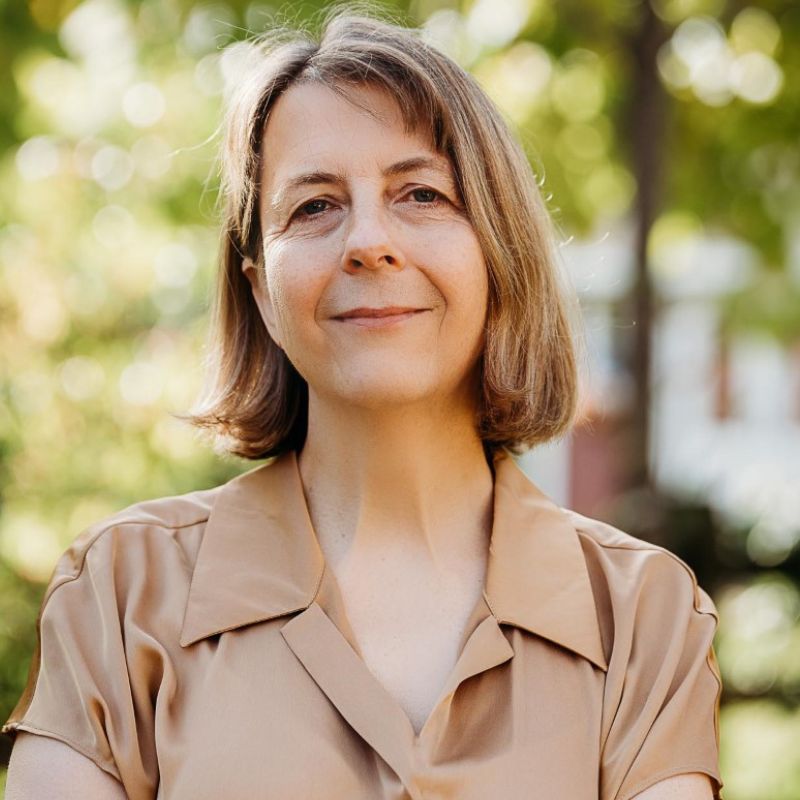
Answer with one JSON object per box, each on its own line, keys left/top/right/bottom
{"left": 296, "top": 389, "right": 496, "bottom": 576}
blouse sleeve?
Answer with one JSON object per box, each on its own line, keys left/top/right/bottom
{"left": 2, "top": 525, "right": 157, "bottom": 800}
{"left": 599, "top": 550, "right": 724, "bottom": 800}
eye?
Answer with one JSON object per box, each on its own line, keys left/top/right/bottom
{"left": 408, "top": 187, "right": 445, "bottom": 205}
{"left": 292, "top": 198, "right": 332, "bottom": 220}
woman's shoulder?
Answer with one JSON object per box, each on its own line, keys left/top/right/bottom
{"left": 2, "top": 476, "right": 246, "bottom": 791}
{"left": 560, "top": 506, "right": 719, "bottom": 622}
{"left": 43, "top": 479, "right": 232, "bottom": 606}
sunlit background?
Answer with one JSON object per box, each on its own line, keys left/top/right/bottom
{"left": 1, "top": 0, "right": 799, "bottom": 796}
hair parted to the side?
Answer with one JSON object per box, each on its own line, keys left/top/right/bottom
{"left": 178, "top": 2, "right": 586, "bottom": 461}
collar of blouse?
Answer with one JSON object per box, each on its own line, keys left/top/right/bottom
{"left": 178, "top": 446, "right": 608, "bottom": 674}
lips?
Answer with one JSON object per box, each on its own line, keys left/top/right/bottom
{"left": 334, "top": 306, "right": 425, "bottom": 320}
{"left": 332, "top": 307, "right": 430, "bottom": 328}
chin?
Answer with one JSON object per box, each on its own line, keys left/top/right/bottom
{"left": 326, "top": 375, "right": 438, "bottom": 408}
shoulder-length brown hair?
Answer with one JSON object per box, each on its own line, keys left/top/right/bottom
{"left": 181, "top": 5, "right": 584, "bottom": 461}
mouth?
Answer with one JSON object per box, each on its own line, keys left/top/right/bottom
{"left": 334, "top": 306, "right": 427, "bottom": 320}
{"left": 332, "top": 308, "right": 430, "bottom": 328}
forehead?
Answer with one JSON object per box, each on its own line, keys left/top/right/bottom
{"left": 258, "top": 82, "right": 449, "bottom": 193}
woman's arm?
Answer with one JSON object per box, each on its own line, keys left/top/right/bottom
{"left": 631, "top": 772, "right": 716, "bottom": 799}
{"left": 5, "top": 731, "right": 128, "bottom": 800}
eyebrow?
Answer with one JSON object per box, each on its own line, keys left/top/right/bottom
{"left": 267, "top": 155, "right": 454, "bottom": 215}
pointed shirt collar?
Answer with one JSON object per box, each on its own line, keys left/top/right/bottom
{"left": 179, "top": 447, "right": 608, "bottom": 672}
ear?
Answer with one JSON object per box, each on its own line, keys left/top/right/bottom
{"left": 242, "top": 256, "right": 282, "bottom": 349}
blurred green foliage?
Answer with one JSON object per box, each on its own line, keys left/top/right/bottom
{"left": 1, "top": 1, "right": 799, "bottom": 797}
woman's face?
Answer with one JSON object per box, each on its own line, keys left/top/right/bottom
{"left": 245, "top": 81, "right": 489, "bottom": 410}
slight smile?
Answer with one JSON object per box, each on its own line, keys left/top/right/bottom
{"left": 334, "top": 309, "right": 429, "bottom": 328}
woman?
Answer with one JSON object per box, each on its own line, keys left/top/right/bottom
{"left": 4, "top": 9, "right": 723, "bottom": 800}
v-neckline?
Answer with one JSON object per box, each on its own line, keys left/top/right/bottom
{"left": 313, "top": 559, "right": 491, "bottom": 667}
{"left": 280, "top": 596, "right": 514, "bottom": 796}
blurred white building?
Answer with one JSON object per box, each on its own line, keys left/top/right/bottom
{"left": 518, "top": 217, "right": 800, "bottom": 568}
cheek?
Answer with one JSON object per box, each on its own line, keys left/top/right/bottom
{"left": 412, "top": 229, "right": 488, "bottom": 319}
{"left": 265, "top": 241, "right": 332, "bottom": 338}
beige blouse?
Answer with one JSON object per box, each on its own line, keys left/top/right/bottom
{"left": 2, "top": 447, "right": 724, "bottom": 800}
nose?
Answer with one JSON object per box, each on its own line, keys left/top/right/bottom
{"left": 341, "top": 199, "right": 406, "bottom": 273}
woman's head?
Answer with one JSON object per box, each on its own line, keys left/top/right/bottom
{"left": 244, "top": 80, "right": 490, "bottom": 421}
{"left": 185, "top": 8, "right": 581, "bottom": 460}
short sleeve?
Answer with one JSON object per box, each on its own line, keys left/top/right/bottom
{"left": 599, "top": 551, "right": 724, "bottom": 800}
{"left": 2, "top": 526, "right": 157, "bottom": 799}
